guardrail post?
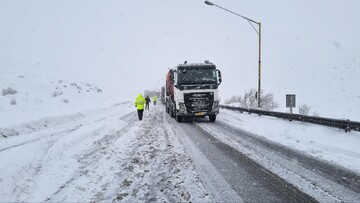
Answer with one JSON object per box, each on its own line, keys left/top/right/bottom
{"left": 345, "top": 119, "right": 350, "bottom": 133}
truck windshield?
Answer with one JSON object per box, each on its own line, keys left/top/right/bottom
{"left": 177, "top": 66, "right": 217, "bottom": 85}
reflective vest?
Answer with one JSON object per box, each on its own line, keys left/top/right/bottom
{"left": 135, "top": 94, "right": 146, "bottom": 110}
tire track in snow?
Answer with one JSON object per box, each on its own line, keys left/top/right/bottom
{"left": 1, "top": 104, "right": 134, "bottom": 202}
{"left": 43, "top": 112, "right": 138, "bottom": 202}
{"left": 197, "top": 120, "right": 360, "bottom": 203}
{"left": 165, "top": 116, "right": 244, "bottom": 202}
{"left": 9, "top": 112, "right": 131, "bottom": 200}
{"left": 0, "top": 126, "right": 82, "bottom": 152}
{"left": 110, "top": 106, "right": 211, "bottom": 202}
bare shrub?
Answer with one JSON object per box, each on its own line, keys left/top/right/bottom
{"left": 260, "top": 92, "right": 279, "bottom": 111}
{"left": 52, "top": 90, "right": 63, "bottom": 97}
{"left": 95, "top": 87, "right": 103, "bottom": 93}
{"left": 62, "top": 98, "right": 69, "bottom": 103}
{"left": 224, "top": 95, "right": 241, "bottom": 104}
{"left": 225, "top": 88, "right": 278, "bottom": 110}
{"left": 0, "top": 129, "right": 19, "bottom": 138}
{"left": 299, "top": 104, "right": 311, "bottom": 115}
{"left": 240, "top": 89, "right": 258, "bottom": 109}
{"left": 2, "top": 87, "right": 18, "bottom": 96}
{"left": 10, "top": 98, "right": 16, "bottom": 105}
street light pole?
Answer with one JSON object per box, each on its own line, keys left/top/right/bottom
{"left": 205, "top": 1, "right": 262, "bottom": 108}
{"left": 258, "top": 22, "right": 261, "bottom": 108}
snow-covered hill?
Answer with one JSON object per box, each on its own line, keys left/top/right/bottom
{"left": 0, "top": 71, "right": 126, "bottom": 127}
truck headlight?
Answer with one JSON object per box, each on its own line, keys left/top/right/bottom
{"left": 213, "top": 101, "right": 219, "bottom": 108}
{"left": 179, "top": 102, "right": 186, "bottom": 111}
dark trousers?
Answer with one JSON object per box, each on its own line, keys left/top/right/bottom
{"left": 145, "top": 103, "right": 149, "bottom": 110}
{"left": 137, "top": 109, "right": 144, "bottom": 120}
{"left": 153, "top": 101, "right": 156, "bottom": 105}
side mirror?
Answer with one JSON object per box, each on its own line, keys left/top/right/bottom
{"left": 217, "top": 70, "right": 222, "bottom": 85}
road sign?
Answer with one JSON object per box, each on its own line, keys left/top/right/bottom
{"left": 286, "top": 94, "right": 296, "bottom": 113}
{"left": 286, "top": 94, "right": 296, "bottom": 108}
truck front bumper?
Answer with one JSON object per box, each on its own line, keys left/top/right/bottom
{"left": 176, "top": 107, "right": 219, "bottom": 117}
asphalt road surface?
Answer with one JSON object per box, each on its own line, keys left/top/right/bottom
{"left": 166, "top": 108, "right": 360, "bottom": 203}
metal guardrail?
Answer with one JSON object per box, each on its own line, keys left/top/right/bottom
{"left": 220, "top": 105, "right": 360, "bottom": 132}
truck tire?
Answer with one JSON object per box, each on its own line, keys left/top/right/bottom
{"left": 209, "top": 115, "right": 216, "bottom": 122}
{"left": 170, "top": 109, "right": 175, "bottom": 118}
{"left": 170, "top": 103, "right": 176, "bottom": 118}
{"left": 176, "top": 115, "right": 182, "bottom": 122}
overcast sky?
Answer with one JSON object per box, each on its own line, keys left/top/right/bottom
{"left": 1, "top": 0, "right": 359, "bottom": 117}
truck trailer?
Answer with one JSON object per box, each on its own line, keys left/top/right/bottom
{"left": 165, "top": 61, "right": 222, "bottom": 122}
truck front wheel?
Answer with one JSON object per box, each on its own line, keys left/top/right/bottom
{"left": 209, "top": 115, "right": 216, "bottom": 122}
{"left": 176, "top": 115, "right": 182, "bottom": 122}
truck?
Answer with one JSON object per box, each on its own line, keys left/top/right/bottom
{"left": 165, "top": 60, "right": 222, "bottom": 122}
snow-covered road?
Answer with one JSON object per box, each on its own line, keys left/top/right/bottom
{"left": 0, "top": 103, "right": 210, "bottom": 202}
{"left": 1, "top": 103, "right": 359, "bottom": 202}
{"left": 196, "top": 120, "right": 360, "bottom": 202}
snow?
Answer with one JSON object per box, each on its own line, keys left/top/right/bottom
{"left": 218, "top": 109, "right": 360, "bottom": 174}
{"left": 0, "top": 71, "right": 124, "bottom": 127}
{"left": 1, "top": 0, "right": 359, "bottom": 201}
{"left": 0, "top": 103, "right": 212, "bottom": 202}
{"left": 198, "top": 110, "right": 360, "bottom": 202}
{"left": 1, "top": 71, "right": 359, "bottom": 201}
{"left": 0, "top": 72, "right": 213, "bottom": 201}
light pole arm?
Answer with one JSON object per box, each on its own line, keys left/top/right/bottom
{"left": 208, "top": 2, "right": 260, "bottom": 35}
{"left": 212, "top": 4, "right": 260, "bottom": 25}
{"left": 205, "top": 0, "right": 262, "bottom": 108}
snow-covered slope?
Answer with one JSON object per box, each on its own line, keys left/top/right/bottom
{"left": 0, "top": 71, "right": 126, "bottom": 127}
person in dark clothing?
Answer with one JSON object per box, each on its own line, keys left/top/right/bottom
{"left": 145, "top": 95, "right": 151, "bottom": 110}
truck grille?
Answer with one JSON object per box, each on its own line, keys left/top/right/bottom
{"left": 184, "top": 92, "right": 214, "bottom": 113}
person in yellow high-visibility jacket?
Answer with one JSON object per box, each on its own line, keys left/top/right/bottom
{"left": 135, "top": 93, "right": 146, "bottom": 120}
{"left": 152, "top": 95, "right": 157, "bottom": 105}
